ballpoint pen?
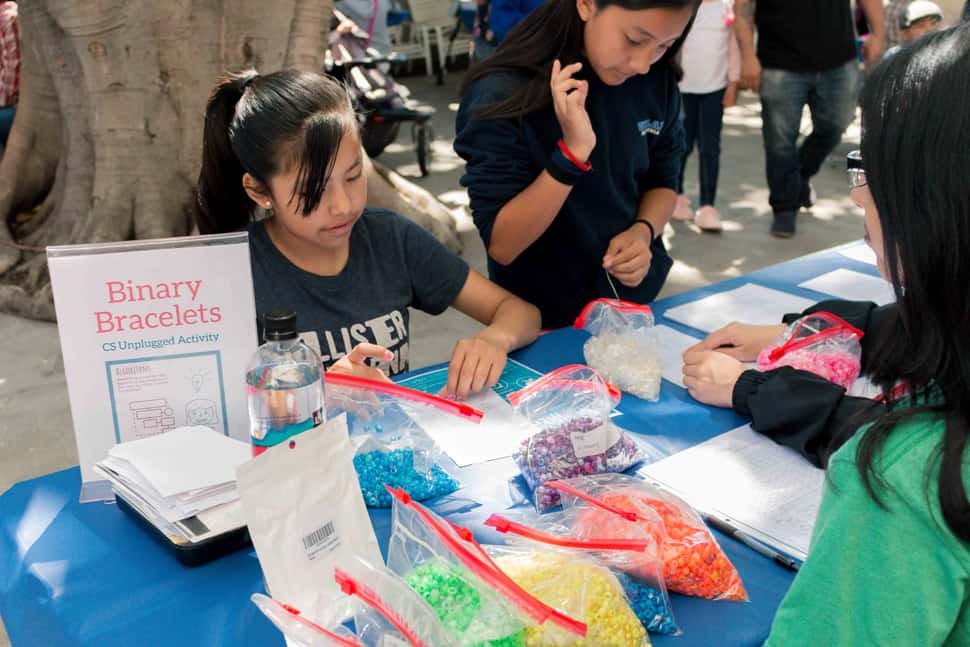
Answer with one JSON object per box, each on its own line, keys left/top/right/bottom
{"left": 703, "top": 514, "right": 801, "bottom": 572}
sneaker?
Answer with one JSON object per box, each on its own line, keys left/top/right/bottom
{"left": 799, "top": 179, "right": 816, "bottom": 210}
{"left": 672, "top": 195, "right": 694, "bottom": 222}
{"left": 694, "top": 205, "right": 723, "bottom": 232}
{"left": 770, "top": 211, "right": 797, "bottom": 238}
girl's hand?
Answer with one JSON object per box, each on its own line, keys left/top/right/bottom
{"left": 444, "top": 336, "right": 507, "bottom": 400}
{"left": 682, "top": 349, "right": 746, "bottom": 408}
{"left": 684, "top": 322, "right": 786, "bottom": 362}
{"left": 723, "top": 82, "right": 739, "bottom": 108}
{"left": 603, "top": 224, "right": 653, "bottom": 287}
{"left": 329, "top": 343, "right": 394, "bottom": 383}
{"left": 551, "top": 59, "right": 596, "bottom": 161}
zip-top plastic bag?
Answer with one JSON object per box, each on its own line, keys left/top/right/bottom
{"left": 574, "top": 299, "right": 663, "bottom": 402}
{"left": 334, "top": 556, "right": 455, "bottom": 647}
{"left": 483, "top": 544, "right": 651, "bottom": 647}
{"left": 508, "top": 365, "right": 646, "bottom": 512}
{"left": 251, "top": 593, "right": 363, "bottom": 647}
{"left": 385, "top": 486, "right": 587, "bottom": 647}
{"left": 549, "top": 474, "right": 748, "bottom": 601}
{"left": 485, "top": 510, "right": 678, "bottom": 635}
{"left": 756, "top": 312, "right": 864, "bottom": 390}
{"left": 325, "top": 373, "right": 483, "bottom": 507}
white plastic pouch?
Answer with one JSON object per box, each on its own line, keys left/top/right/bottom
{"left": 237, "top": 414, "right": 382, "bottom": 626}
{"left": 575, "top": 299, "right": 662, "bottom": 401}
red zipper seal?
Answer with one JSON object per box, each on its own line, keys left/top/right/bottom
{"left": 324, "top": 372, "right": 484, "bottom": 422}
{"left": 545, "top": 480, "right": 648, "bottom": 523}
{"left": 574, "top": 298, "right": 653, "bottom": 329}
{"left": 386, "top": 487, "right": 587, "bottom": 638}
{"left": 507, "top": 364, "right": 621, "bottom": 407}
{"left": 485, "top": 514, "right": 650, "bottom": 552}
{"left": 766, "top": 312, "right": 864, "bottom": 362}
{"left": 334, "top": 569, "right": 427, "bottom": 647}
{"left": 267, "top": 598, "right": 366, "bottom": 647}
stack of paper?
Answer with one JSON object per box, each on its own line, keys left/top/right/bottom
{"left": 95, "top": 426, "right": 251, "bottom": 543}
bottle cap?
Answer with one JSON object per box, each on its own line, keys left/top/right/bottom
{"left": 263, "top": 310, "right": 299, "bottom": 341}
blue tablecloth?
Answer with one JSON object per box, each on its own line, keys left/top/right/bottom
{"left": 0, "top": 243, "right": 882, "bottom": 646}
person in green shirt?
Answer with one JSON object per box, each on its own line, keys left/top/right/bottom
{"left": 681, "top": 23, "right": 970, "bottom": 645}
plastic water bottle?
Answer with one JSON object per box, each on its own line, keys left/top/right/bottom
{"left": 246, "top": 310, "right": 325, "bottom": 456}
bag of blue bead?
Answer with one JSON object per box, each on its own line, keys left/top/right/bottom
{"left": 484, "top": 507, "right": 680, "bottom": 636}
{"left": 325, "top": 373, "right": 483, "bottom": 507}
{"left": 507, "top": 365, "right": 647, "bottom": 512}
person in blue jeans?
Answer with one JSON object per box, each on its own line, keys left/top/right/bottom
{"left": 733, "top": 0, "right": 884, "bottom": 238}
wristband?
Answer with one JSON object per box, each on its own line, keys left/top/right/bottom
{"left": 557, "top": 139, "right": 593, "bottom": 172}
{"left": 633, "top": 218, "right": 657, "bottom": 241}
{"left": 546, "top": 146, "right": 587, "bottom": 186}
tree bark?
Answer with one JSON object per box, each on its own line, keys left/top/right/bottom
{"left": 0, "top": 0, "right": 459, "bottom": 321}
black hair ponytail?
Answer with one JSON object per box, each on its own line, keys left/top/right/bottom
{"left": 196, "top": 71, "right": 258, "bottom": 235}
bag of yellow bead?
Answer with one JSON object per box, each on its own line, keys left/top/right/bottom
{"left": 483, "top": 508, "right": 678, "bottom": 636}
{"left": 484, "top": 545, "right": 651, "bottom": 647}
{"left": 385, "top": 487, "right": 588, "bottom": 647}
{"left": 574, "top": 299, "right": 662, "bottom": 402}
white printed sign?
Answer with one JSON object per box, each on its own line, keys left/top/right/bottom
{"left": 48, "top": 233, "right": 258, "bottom": 501}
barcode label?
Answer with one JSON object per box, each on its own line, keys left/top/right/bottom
{"left": 302, "top": 520, "right": 340, "bottom": 561}
{"left": 303, "top": 522, "right": 335, "bottom": 550}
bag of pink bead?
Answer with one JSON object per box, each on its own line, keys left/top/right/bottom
{"left": 574, "top": 299, "right": 663, "bottom": 402}
{"left": 507, "top": 365, "right": 648, "bottom": 512}
{"left": 755, "top": 312, "right": 864, "bottom": 390}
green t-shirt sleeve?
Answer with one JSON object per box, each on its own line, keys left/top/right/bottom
{"left": 765, "top": 440, "right": 969, "bottom": 646}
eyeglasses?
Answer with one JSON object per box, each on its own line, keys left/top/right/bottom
{"left": 847, "top": 150, "right": 867, "bottom": 189}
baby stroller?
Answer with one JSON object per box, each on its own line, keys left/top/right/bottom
{"left": 326, "top": 21, "right": 436, "bottom": 176}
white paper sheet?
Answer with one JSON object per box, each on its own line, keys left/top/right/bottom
{"left": 641, "top": 425, "right": 824, "bottom": 560}
{"left": 837, "top": 243, "right": 878, "bottom": 266}
{"left": 408, "top": 389, "right": 539, "bottom": 467}
{"left": 654, "top": 325, "right": 700, "bottom": 388}
{"left": 662, "top": 284, "right": 816, "bottom": 335}
{"left": 107, "top": 426, "right": 250, "bottom": 498}
{"left": 799, "top": 268, "right": 895, "bottom": 306}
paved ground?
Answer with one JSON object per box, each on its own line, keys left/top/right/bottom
{"left": 0, "top": 68, "right": 865, "bottom": 645}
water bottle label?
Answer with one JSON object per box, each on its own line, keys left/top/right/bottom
{"left": 250, "top": 378, "right": 325, "bottom": 448}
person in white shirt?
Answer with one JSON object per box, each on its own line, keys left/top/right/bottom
{"left": 671, "top": 0, "right": 740, "bottom": 232}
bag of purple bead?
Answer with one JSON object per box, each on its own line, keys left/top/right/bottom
{"left": 325, "top": 373, "right": 484, "bottom": 507}
{"left": 507, "top": 365, "right": 645, "bottom": 512}
{"left": 756, "top": 312, "right": 864, "bottom": 390}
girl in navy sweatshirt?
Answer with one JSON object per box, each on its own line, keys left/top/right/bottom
{"left": 456, "top": 0, "right": 700, "bottom": 328}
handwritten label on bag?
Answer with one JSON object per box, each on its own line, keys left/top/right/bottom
{"left": 570, "top": 428, "right": 609, "bottom": 458}
{"left": 302, "top": 520, "right": 340, "bottom": 561}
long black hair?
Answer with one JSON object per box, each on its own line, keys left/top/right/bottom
{"left": 460, "top": 0, "right": 700, "bottom": 121}
{"left": 195, "top": 70, "right": 358, "bottom": 234}
{"left": 856, "top": 24, "right": 970, "bottom": 541}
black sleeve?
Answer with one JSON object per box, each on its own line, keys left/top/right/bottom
{"left": 781, "top": 299, "right": 896, "bottom": 373}
{"left": 637, "top": 73, "right": 686, "bottom": 194}
{"left": 402, "top": 216, "right": 471, "bottom": 315}
{"left": 454, "top": 76, "right": 536, "bottom": 247}
{"left": 733, "top": 367, "right": 887, "bottom": 468}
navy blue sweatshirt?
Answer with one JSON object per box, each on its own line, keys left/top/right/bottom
{"left": 455, "top": 62, "right": 685, "bottom": 328}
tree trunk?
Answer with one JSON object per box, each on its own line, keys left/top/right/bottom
{"left": 0, "top": 0, "right": 459, "bottom": 321}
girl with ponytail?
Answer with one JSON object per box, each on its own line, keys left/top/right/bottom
{"left": 196, "top": 70, "right": 540, "bottom": 398}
